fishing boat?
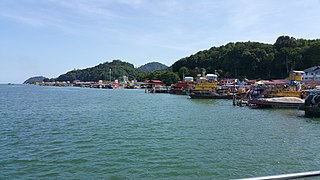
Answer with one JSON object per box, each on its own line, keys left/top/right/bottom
{"left": 188, "top": 73, "right": 237, "bottom": 99}
{"left": 248, "top": 97, "right": 304, "bottom": 108}
{"left": 189, "top": 90, "right": 234, "bottom": 99}
{"left": 304, "top": 106, "right": 320, "bottom": 118}
{"left": 247, "top": 70, "right": 304, "bottom": 99}
{"left": 301, "top": 93, "right": 320, "bottom": 117}
{"left": 189, "top": 74, "right": 218, "bottom": 98}
{"left": 244, "top": 70, "right": 306, "bottom": 109}
{"left": 169, "top": 81, "right": 190, "bottom": 95}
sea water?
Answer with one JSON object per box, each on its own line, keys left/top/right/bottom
{"left": 1, "top": 84, "right": 320, "bottom": 179}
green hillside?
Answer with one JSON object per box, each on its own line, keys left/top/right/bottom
{"left": 53, "top": 60, "right": 179, "bottom": 85}
{"left": 171, "top": 36, "right": 320, "bottom": 79}
{"left": 138, "top": 62, "right": 168, "bottom": 72}
{"left": 56, "top": 60, "right": 143, "bottom": 82}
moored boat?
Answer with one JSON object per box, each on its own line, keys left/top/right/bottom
{"left": 247, "top": 70, "right": 305, "bottom": 100}
{"left": 248, "top": 97, "right": 304, "bottom": 108}
{"left": 302, "top": 94, "right": 320, "bottom": 118}
{"left": 189, "top": 91, "right": 234, "bottom": 99}
{"left": 189, "top": 75, "right": 221, "bottom": 99}
{"left": 188, "top": 73, "right": 239, "bottom": 99}
{"left": 169, "top": 81, "right": 190, "bottom": 95}
{"left": 304, "top": 106, "right": 320, "bottom": 118}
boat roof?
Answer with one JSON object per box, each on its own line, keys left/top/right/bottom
{"left": 292, "top": 70, "right": 305, "bottom": 74}
{"left": 255, "top": 80, "right": 288, "bottom": 85}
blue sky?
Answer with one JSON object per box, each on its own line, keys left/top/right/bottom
{"left": 1, "top": 0, "right": 320, "bottom": 83}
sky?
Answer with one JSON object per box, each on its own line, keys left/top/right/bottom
{"left": 1, "top": 0, "right": 320, "bottom": 83}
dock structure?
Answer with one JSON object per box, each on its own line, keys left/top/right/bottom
{"left": 234, "top": 97, "right": 249, "bottom": 107}
{"left": 236, "top": 99, "right": 248, "bottom": 107}
{"left": 147, "top": 87, "right": 170, "bottom": 93}
{"left": 141, "top": 79, "right": 171, "bottom": 93}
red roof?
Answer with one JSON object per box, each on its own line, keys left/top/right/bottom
{"left": 144, "top": 80, "right": 163, "bottom": 83}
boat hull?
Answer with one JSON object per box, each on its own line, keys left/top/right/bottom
{"left": 304, "top": 106, "right": 320, "bottom": 118}
{"left": 189, "top": 93, "right": 234, "bottom": 99}
{"left": 248, "top": 97, "right": 304, "bottom": 109}
{"left": 169, "top": 89, "right": 187, "bottom": 95}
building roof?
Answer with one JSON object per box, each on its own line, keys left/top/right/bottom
{"left": 303, "top": 66, "right": 320, "bottom": 73}
{"left": 144, "top": 80, "right": 163, "bottom": 83}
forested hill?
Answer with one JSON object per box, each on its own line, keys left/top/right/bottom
{"left": 171, "top": 36, "right": 320, "bottom": 79}
{"left": 55, "top": 60, "right": 142, "bottom": 82}
{"left": 50, "top": 36, "right": 320, "bottom": 82}
{"left": 138, "top": 62, "right": 168, "bottom": 72}
{"left": 24, "top": 76, "right": 47, "bottom": 84}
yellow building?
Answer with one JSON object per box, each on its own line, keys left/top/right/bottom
{"left": 289, "top": 70, "right": 304, "bottom": 81}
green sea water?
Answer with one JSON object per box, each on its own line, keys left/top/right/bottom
{"left": 1, "top": 84, "right": 320, "bottom": 179}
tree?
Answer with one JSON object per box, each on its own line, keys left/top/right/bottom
{"left": 214, "top": 69, "right": 223, "bottom": 78}
{"left": 201, "top": 68, "right": 206, "bottom": 77}
{"left": 158, "top": 71, "right": 180, "bottom": 85}
{"left": 179, "top": 66, "right": 189, "bottom": 81}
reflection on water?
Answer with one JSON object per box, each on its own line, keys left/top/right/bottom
{"left": 189, "top": 98, "right": 219, "bottom": 105}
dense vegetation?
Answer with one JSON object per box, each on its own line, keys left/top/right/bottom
{"left": 53, "top": 60, "right": 177, "bottom": 85}
{"left": 138, "top": 62, "right": 168, "bottom": 72}
{"left": 55, "top": 60, "right": 142, "bottom": 82}
{"left": 172, "top": 36, "right": 320, "bottom": 79}
{"left": 139, "top": 70, "right": 180, "bottom": 86}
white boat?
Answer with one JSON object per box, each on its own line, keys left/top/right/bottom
{"left": 248, "top": 97, "right": 304, "bottom": 108}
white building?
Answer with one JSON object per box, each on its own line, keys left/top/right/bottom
{"left": 303, "top": 66, "right": 320, "bottom": 80}
{"left": 184, "top": 76, "right": 194, "bottom": 82}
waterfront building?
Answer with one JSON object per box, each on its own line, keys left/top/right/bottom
{"left": 140, "top": 80, "right": 164, "bottom": 89}
{"left": 303, "top": 66, "right": 320, "bottom": 80}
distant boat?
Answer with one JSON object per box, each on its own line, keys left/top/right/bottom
{"left": 7, "top": 83, "right": 14, "bottom": 85}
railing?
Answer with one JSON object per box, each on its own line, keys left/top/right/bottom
{"left": 236, "top": 171, "right": 320, "bottom": 180}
